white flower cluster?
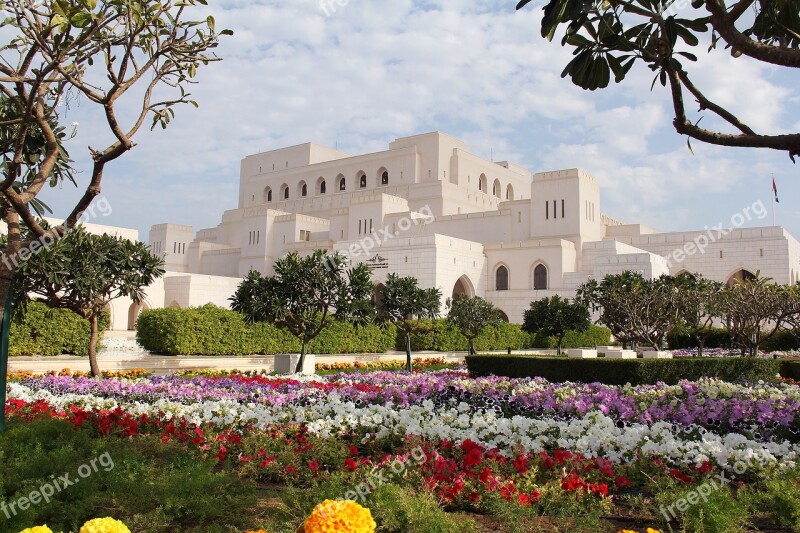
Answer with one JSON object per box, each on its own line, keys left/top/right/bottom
{"left": 8, "top": 382, "right": 798, "bottom": 472}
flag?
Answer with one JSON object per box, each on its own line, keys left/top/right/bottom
{"left": 773, "top": 177, "right": 780, "bottom": 203}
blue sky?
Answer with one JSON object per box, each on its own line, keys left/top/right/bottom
{"left": 38, "top": 0, "right": 800, "bottom": 240}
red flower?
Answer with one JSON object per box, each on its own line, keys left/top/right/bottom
{"left": 259, "top": 455, "right": 277, "bottom": 468}
{"left": 479, "top": 467, "right": 493, "bottom": 484}
{"left": 284, "top": 466, "right": 297, "bottom": 476}
{"left": 308, "top": 460, "right": 320, "bottom": 477}
{"left": 468, "top": 492, "right": 480, "bottom": 502}
{"left": 239, "top": 455, "right": 254, "bottom": 463}
{"left": 518, "top": 493, "right": 532, "bottom": 506}
{"left": 499, "top": 483, "right": 518, "bottom": 501}
{"left": 215, "top": 446, "right": 228, "bottom": 462}
{"left": 554, "top": 449, "right": 573, "bottom": 464}
{"left": 344, "top": 458, "right": 358, "bottom": 471}
{"left": 349, "top": 445, "right": 359, "bottom": 456}
{"left": 463, "top": 447, "right": 483, "bottom": 468}
{"left": 589, "top": 482, "right": 609, "bottom": 497}
{"left": 670, "top": 468, "right": 693, "bottom": 484}
{"left": 529, "top": 489, "right": 542, "bottom": 504}
{"left": 614, "top": 476, "right": 632, "bottom": 488}
{"left": 695, "top": 461, "right": 713, "bottom": 475}
{"left": 513, "top": 454, "right": 529, "bottom": 474}
{"left": 561, "top": 473, "right": 586, "bottom": 492}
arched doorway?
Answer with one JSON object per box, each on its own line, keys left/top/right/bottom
{"left": 452, "top": 275, "right": 474, "bottom": 299}
{"left": 727, "top": 269, "right": 756, "bottom": 287}
{"left": 127, "top": 302, "right": 150, "bottom": 330}
{"left": 373, "top": 283, "right": 385, "bottom": 309}
{"left": 533, "top": 264, "right": 548, "bottom": 290}
{"left": 497, "top": 310, "right": 509, "bottom": 322}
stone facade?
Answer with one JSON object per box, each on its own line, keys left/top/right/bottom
{"left": 89, "top": 131, "right": 800, "bottom": 328}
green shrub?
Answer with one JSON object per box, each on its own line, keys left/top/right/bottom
{"left": 465, "top": 355, "right": 782, "bottom": 385}
{"left": 367, "top": 484, "right": 479, "bottom": 533}
{"left": 401, "top": 320, "right": 532, "bottom": 352}
{"left": 779, "top": 359, "right": 800, "bottom": 380}
{"left": 9, "top": 301, "right": 109, "bottom": 356}
{"left": 762, "top": 330, "right": 800, "bottom": 352}
{"left": 667, "top": 327, "right": 733, "bottom": 350}
{"left": 526, "top": 325, "right": 611, "bottom": 350}
{"left": 136, "top": 305, "right": 396, "bottom": 356}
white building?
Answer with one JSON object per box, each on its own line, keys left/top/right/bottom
{"left": 118, "top": 131, "right": 799, "bottom": 327}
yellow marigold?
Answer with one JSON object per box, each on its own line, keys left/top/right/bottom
{"left": 304, "top": 500, "right": 376, "bottom": 533}
{"left": 19, "top": 527, "right": 54, "bottom": 533}
{"left": 78, "top": 517, "right": 131, "bottom": 533}
{"left": 647, "top": 530, "right": 662, "bottom": 533}
{"left": 244, "top": 530, "right": 268, "bottom": 533}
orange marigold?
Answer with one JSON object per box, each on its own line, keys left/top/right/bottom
{"left": 303, "top": 500, "right": 376, "bottom": 533}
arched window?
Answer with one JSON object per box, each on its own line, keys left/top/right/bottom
{"left": 359, "top": 173, "right": 367, "bottom": 188}
{"left": 495, "top": 265, "right": 509, "bottom": 291}
{"left": 381, "top": 170, "right": 389, "bottom": 185}
{"left": 493, "top": 179, "right": 501, "bottom": 198}
{"left": 506, "top": 185, "right": 514, "bottom": 200}
{"left": 299, "top": 181, "right": 308, "bottom": 197}
{"left": 280, "top": 183, "right": 289, "bottom": 200}
{"left": 264, "top": 187, "right": 272, "bottom": 203}
{"left": 534, "top": 264, "right": 548, "bottom": 290}
{"left": 317, "top": 177, "right": 327, "bottom": 195}
{"left": 338, "top": 175, "right": 346, "bottom": 191}
{"left": 479, "top": 174, "right": 487, "bottom": 194}
{"left": 497, "top": 310, "right": 509, "bottom": 322}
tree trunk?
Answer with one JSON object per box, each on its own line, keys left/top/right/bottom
{"left": 295, "top": 331, "right": 309, "bottom": 373}
{"left": 557, "top": 334, "right": 565, "bottom": 356}
{"left": 405, "top": 333, "right": 412, "bottom": 372}
{"left": 88, "top": 314, "right": 101, "bottom": 378}
{"left": 467, "top": 338, "right": 474, "bottom": 356}
{"left": 698, "top": 339, "right": 704, "bottom": 358}
{"left": 0, "top": 207, "right": 22, "bottom": 311}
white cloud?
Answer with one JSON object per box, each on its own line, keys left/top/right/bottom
{"left": 33, "top": 0, "right": 800, "bottom": 240}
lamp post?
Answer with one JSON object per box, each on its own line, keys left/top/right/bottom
{"left": 0, "top": 279, "right": 14, "bottom": 434}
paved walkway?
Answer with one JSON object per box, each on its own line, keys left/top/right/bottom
{"left": 8, "top": 332, "right": 550, "bottom": 375}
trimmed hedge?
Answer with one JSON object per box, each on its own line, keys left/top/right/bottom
{"left": 10, "top": 301, "right": 110, "bottom": 357}
{"left": 527, "top": 325, "right": 612, "bottom": 350}
{"left": 465, "top": 355, "right": 783, "bottom": 385}
{"left": 403, "top": 320, "right": 530, "bottom": 352}
{"left": 666, "top": 328, "right": 799, "bottom": 352}
{"left": 136, "top": 305, "right": 396, "bottom": 356}
{"left": 780, "top": 360, "right": 800, "bottom": 380}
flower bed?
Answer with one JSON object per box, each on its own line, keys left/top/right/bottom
{"left": 5, "top": 371, "right": 800, "bottom": 531}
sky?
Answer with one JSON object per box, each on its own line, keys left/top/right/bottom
{"left": 36, "top": 0, "right": 800, "bottom": 240}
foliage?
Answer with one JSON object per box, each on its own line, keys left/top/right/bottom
{"left": 231, "top": 251, "right": 374, "bottom": 372}
{"left": 9, "top": 301, "right": 109, "bottom": 356}
{"left": 446, "top": 295, "right": 503, "bottom": 355}
{"left": 136, "top": 305, "right": 396, "bottom": 356}
{"left": 14, "top": 226, "right": 164, "bottom": 375}
{"left": 465, "top": 355, "right": 782, "bottom": 385}
{"left": 522, "top": 295, "right": 591, "bottom": 355}
{"left": 0, "top": 417, "right": 255, "bottom": 533}
{"left": 0, "top": 0, "right": 229, "bottom": 310}
{"left": 516, "top": 0, "right": 800, "bottom": 159}
{"left": 366, "top": 484, "right": 479, "bottom": 533}
{"left": 377, "top": 273, "right": 441, "bottom": 370}
{"left": 402, "top": 320, "right": 530, "bottom": 352}
{"left": 716, "top": 274, "right": 798, "bottom": 356}
{"left": 671, "top": 273, "right": 725, "bottom": 356}
{"left": 526, "top": 325, "right": 613, "bottom": 350}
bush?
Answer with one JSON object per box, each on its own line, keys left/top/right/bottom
{"left": 465, "top": 355, "right": 782, "bottom": 385}
{"left": 762, "top": 330, "right": 800, "bottom": 352}
{"left": 136, "top": 305, "right": 396, "bottom": 356}
{"left": 667, "top": 327, "right": 733, "bottom": 349}
{"left": 526, "top": 325, "right": 612, "bottom": 350}
{"left": 400, "top": 320, "right": 530, "bottom": 352}
{"left": 9, "top": 301, "right": 109, "bottom": 356}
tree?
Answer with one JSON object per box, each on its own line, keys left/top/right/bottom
{"left": 377, "top": 274, "right": 441, "bottom": 371}
{"left": 0, "top": 0, "right": 230, "bottom": 308}
{"left": 522, "top": 295, "right": 590, "bottom": 355}
{"left": 230, "top": 251, "right": 374, "bottom": 373}
{"left": 516, "top": 0, "right": 800, "bottom": 160}
{"left": 14, "top": 226, "right": 164, "bottom": 376}
{"left": 716, "top": 273, "right": 794, "bottom": 356}
{"left": 446, "top": 295, "right": 503, "bottom": 355}
{"left": 671, "top": 273, "right": 724, "bottom": 356}
{"left": 577, "top": 272, "right": 680, "bottom": 350}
